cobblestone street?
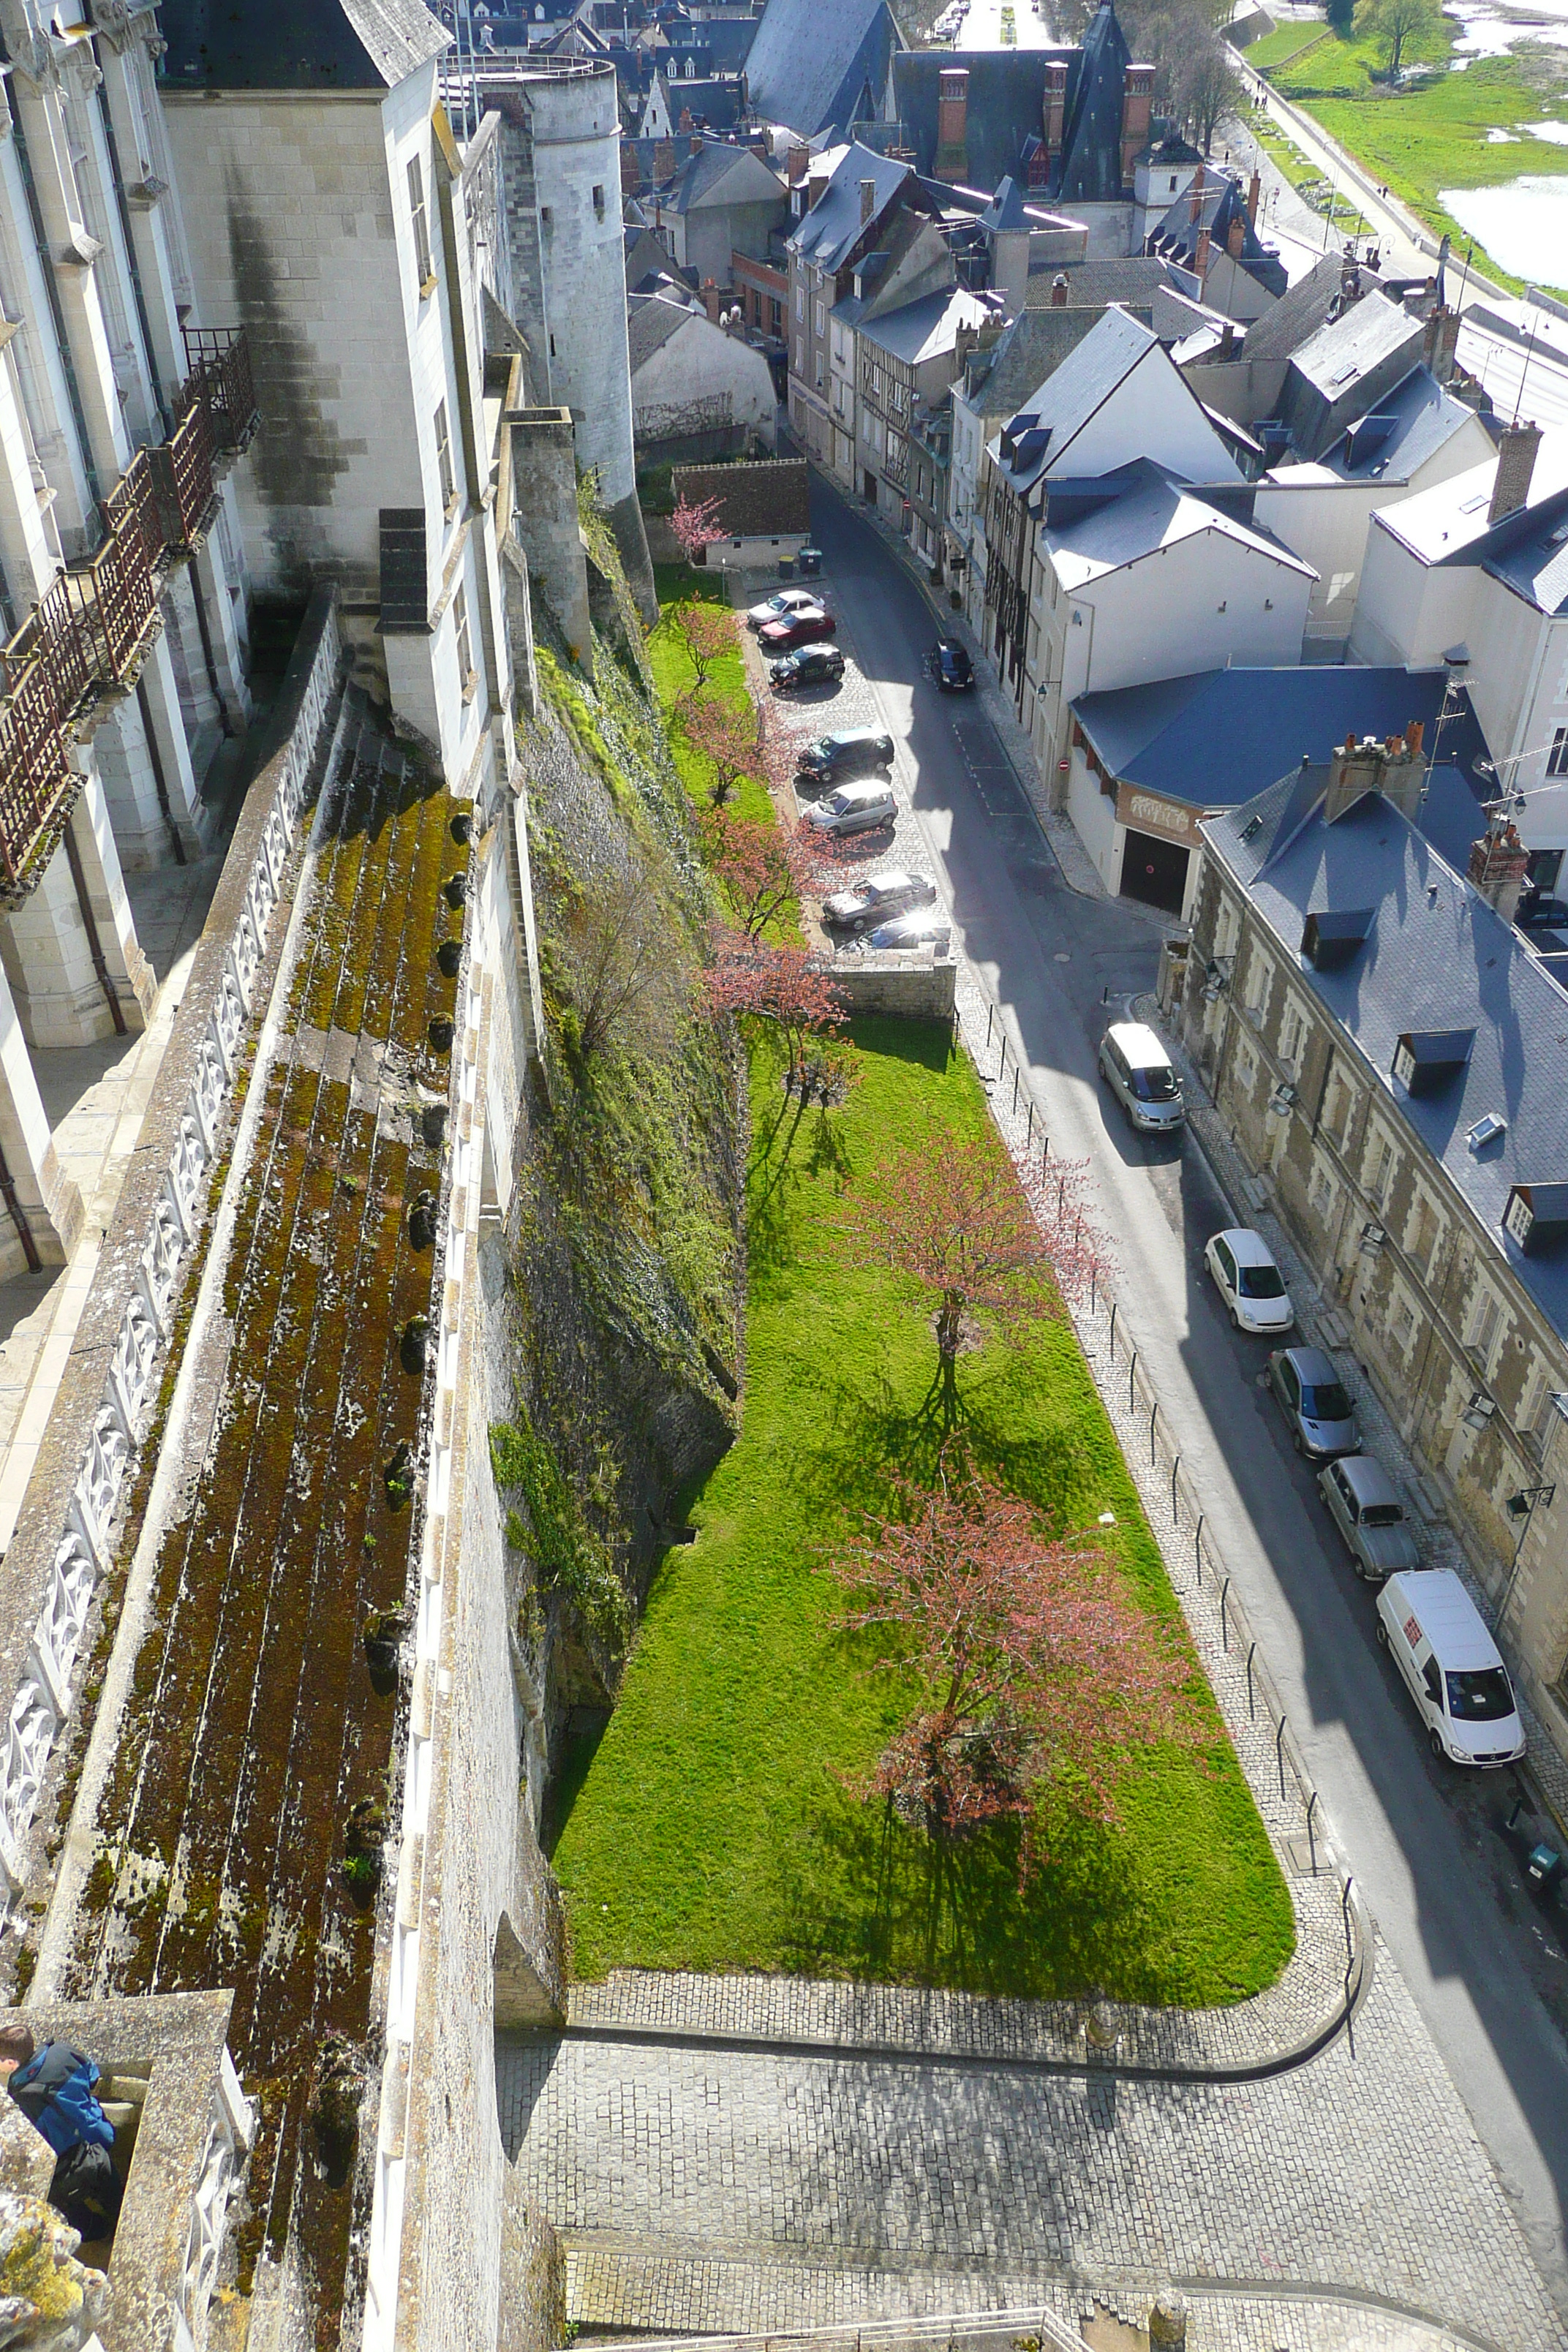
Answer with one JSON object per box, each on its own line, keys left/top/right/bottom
{"left": 503, "top": 1930, "right": 1558, "bottom": 2347}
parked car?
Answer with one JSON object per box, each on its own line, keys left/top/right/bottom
{"left": 770, "top": 645, "right": 845, "bottom": 691}
{"left": 1098, "top": 1021, "right": 1184, "bottom": 1134}
{"left": 1376, "top": 1568, "right": 1526, "bottom": 1767}
{"left": 802, "top": 780, "right": 897, "bottom": 837}
{"left": 1265, "top": 1345, "right": 1359, "bottom": 1459}
{"left": 867, "top": 907, "right": 951, "bottom": 952}
{"left": 822, "top": 869, "right": 938, "bottom": 933}
{"left": 796, "top": 726, "right": 893, "bottom": 784}
{"left": 1204, "top": 1227, "right": 1294, "bottom": 1334}
{"left": 746, "top": 587, "right": 823, "bottom": 631}
{"left": 1317, "top": 1453, "right": 1420, "bottom": 1580}
{"left": 758, "top": 608, "right": 836, "bottom": 652}
{"left": 926, "top": 636, "right": 974, "bottom": 691}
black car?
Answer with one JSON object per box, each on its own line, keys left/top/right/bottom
{"left": 770, "top": 644, "right": 845, "bottom": 691}
{"left": 796, "top": 726, "right": 895, "bottom": 788}
{"left": 927, "top": 636, "right": 973, "bottom": 691}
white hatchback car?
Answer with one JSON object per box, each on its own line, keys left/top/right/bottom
{"left": 745, "top": 587, "right": 821, "bottom": 631}
{"left": 1205, "top": 1227, "right": 1294, "bottom": 1335}
{"left": 802, "top": 779, "right": 897, "bottom": 837}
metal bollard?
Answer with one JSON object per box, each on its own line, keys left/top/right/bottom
{"left": 1012, "top": 1067, "right": 1019, "bottom": 1115}
{"left": 986, "top": 1002, "right": 994, "bottom": 1049}
{"left": 1194, "top": 1512, "right": 1204, "bottom": 1581}
{"left": 1306, "top": 1788, "right": 1319, "bottom": 1875}
{"left": 1128, "top": 1351, "right": 1137, "bottom": 1412}
{"left": 1220, "top": 1576, "right": 1231, "bottom": 1650}
{"left": 1109, "top": 1299, "right": 1116, "bottom": 1359}
{"left": 1171, "top": 1453, "right": 1180, "bottom": 1520}
{"left": 1275, "top": 1714, "right": 1287, "bottom": 1801}
{"left": 1026, "top": 1101, "right": 1033, "bottom": 1146}
{"left": 1245, "top": 1639, "right": 1256, "bottom": 1720}
{"left": 1150, "top": 1398, "right": 1158, "bottom": 1463}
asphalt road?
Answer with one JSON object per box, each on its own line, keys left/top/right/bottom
{"left": 803, "top": 466, "right": 1568, "bottom": 2322}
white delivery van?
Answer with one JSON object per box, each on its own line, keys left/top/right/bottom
{"left": 1376, "top": 1568, "right": 1526, "bottom": 1767}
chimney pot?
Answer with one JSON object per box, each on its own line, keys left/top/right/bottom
{"left": 1051, "top": 271, "right": 1068, "bottom": 306}
{"left": 1468, "top": 821, "right": 1530, "bottom": 923}
{"left": 1227, "top": 214, "right": 1245, "bottom": 258}
{"left": 1218, "top": 320, "right": 1235, "bottom": 358}
{"left": 1195, "top": 227, "right": 1211, "bottom": 278}
{"left": 860, "top": 176, "right": 877, "bottom": 225}
{"left": 1490, "top": 419, "right": 1542, "bottom": 525}
{"left": 1188, "top": 162, "right": 1206, "bottom": 223}
{"left": 788, "top": 143, "right": 809, "bottom": 185}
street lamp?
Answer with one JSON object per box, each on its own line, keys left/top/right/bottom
{"left": 1499, "top": 1481, "right": 1557, "bottom": 1627}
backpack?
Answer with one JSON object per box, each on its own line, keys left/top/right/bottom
{"left": 48, "top": 2140, "right": 122, "bottom": 2242}
{"left": 8, "top": 2043, "right": 115, "bottom": 2156}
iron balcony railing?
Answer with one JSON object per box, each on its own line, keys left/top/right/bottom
{"left": 0, "top": 327, "right": 256, "bottom": 895}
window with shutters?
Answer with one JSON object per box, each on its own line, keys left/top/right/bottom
{"left": 453, "top": 582, "right": 475, "bottom": 697}
{"left": 1391, "top": 1290, "right": 1416, "bottom": 1354}
{"left": 1367, "top": 1132, "right": 1392, "bottom": 1205}
{"left": 1466, "top": 1290, "right": 1501, "bottom": 1376}
{"left": 1311, "top": 1163, "right": 1335, "bottom": 1223}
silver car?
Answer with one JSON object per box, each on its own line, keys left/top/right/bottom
{"left": 1266, "top": 1345, "right": 1360, "bottom": 1460}
{"left": 821, "top": 869, "right": 937, "bottom": 932}
{"left": 1317, "top": 1453, "right": 1420, "bottom": 1581}
{"left": 802, "top": 780, "right": 897, "bottom": 837}
{"left": 866, "top": 908, "right": 951, "bottom": 951}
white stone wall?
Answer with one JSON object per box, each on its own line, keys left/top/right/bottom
{"left": 632, "top": 315, "right": 777, "bottom": 453}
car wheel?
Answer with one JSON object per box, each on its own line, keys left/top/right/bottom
{"left": 1351, "top": 1554, "right": 1367, "bottom": 1580}
{"left": 1429, "top": 1729, "right": 1446, "bottom": 1763}
{"left": 1292, "top": 1428, "right": 1305, "bottom": 1456}
{"left": 1376, "top": 1618, "right": 1390, "bottom": 1651}
{"left": 1228, "top": 1304, "right": 1240, "bottom": 1330}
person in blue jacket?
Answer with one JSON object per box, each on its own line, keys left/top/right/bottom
{"left": 0, "top": 2024, "right": 122, "bottom": 2241}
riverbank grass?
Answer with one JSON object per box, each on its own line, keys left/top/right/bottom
{"left": 550, "top": 1016, "right": 1294, "bottom": 2007}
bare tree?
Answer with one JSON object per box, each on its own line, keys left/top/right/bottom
{"left": 1361, "top": 0, "right": 1439, "bottom": 74}
{"left": 557, "top": 856, "right": 691, "bottom": 1071}
{"left": 1180, "top": 31, "right": 1236, "bottom": 153}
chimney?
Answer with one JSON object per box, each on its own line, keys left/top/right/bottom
{"left": 1226, "top": 214, "right": 1245, "bottom": 259}
{"left": 954, "top": 320, "right": 978, "bottom": 373}
{"left": 679, "top": 106, "right": 693, "bottom": 134}
{"left": 1422, "top": 304, "right": 1460, "bottom": 385}
{"left": 690, "top": 132, "right": 703, "bottom": 154}
{"left": 1042, "top": 58, "right": 1068, "bottom": 169}
{"left": 1195, "top": 227, "right": 1211, "bottom": 279}
{"left": 1469, "top": 820, "right": 1531, "bottom": 924}
{"left": 1246, "top": 168, "right": 1260, "bottom": 223}
{"left": 937, "top": 65, "right": 969, "bottom": 176}
{"left": 620, "top": 136, "right": 640, "bottom": 194}
{"left": 807, "top": 164, "right": 830, "bottom": 209}
{"left": 1324, "top": 724, "right": 1427, "bottom": 823}
{"left": 1341, "top": 253, "right": 1360, "bottom": 303}
{"left": 1218, "top": 320, "right": 1235, "bottom": 359}
{"left": 1119, "top": 62, "right": 1153, "bottom": 192}
{"left": 1188, "top": 159, "right": 1206, "bottom": 224}
{"left": 788, "top": 143, "right": 809, "bottom": 185}
{"left": 1490, "top": 419, "right": 1542, "bottom": 524}
{"left": 703, "top": 277, "right": 722, "bottom": 322}
{"left": 655, "top": 136, "right": 676, "bottom": 183}
{"left": 859, "top": 176, "right": 877, "bottom": 226}
{"left": 1050, "top": 271, "right": 1068, "bottom": 307}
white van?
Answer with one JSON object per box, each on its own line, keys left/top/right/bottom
{"left": 1376, "top": 1569, "right": 1526, "bottom": 1767}
{"left": 1098, "top": 1021, "right": 1185, "bottom": 1134}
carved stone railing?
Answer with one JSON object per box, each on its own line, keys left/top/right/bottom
{"left": 0, "top": 586, "right": 347, "bottom": 1916}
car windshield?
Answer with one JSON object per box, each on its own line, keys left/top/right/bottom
{"left": 1300, "top": 1381, "right": 1354, "bottom": 1421}
{"left": 1446, "top": 1667, "right": 1515, "bottom": 1722}
{"left": 1128, "top": 1066, "right": 1178, "bottom": 1102}
{"left": 1238, "top": 1263, "right": 1286, "bottom": 1298}
{"left": 1360, "top": 1501, "right": 1405, "bottom": 1527}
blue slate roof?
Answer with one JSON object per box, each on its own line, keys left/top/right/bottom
{"left": 1314, "top": 365, "right": 1475, "bottom": 485}
{"left": 1446, "top": 483, "right": 1568, "bottom": 618}
{"left": 1056, "top": 0, "right": 1131, "bottom": 206}
{"left": 1074, "top": 666, "right": 1493, "bottom": 810}
{"left": 893, "top": 52, "right": 1077, "bottom": 191}
{"left": 788, "top": 143, "right": 917, "bottom": 273}
{"left": 159, "top": 0, "right": 449, "bottom": 87}
{"left": 1206, "top": 779, "right": 1568, "bottom": 1341}
{"left": 745, "top": 0, "right": 902, "bottom": 137}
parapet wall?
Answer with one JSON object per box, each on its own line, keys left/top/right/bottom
{"left": 0, "top": 587, "right": 347, "bottom": 1934}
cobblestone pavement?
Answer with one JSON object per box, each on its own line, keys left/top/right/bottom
{"left": 505, "top": 1936, "right": 1557, "bottom": 2348}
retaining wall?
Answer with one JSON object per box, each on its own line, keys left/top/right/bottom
{"left": 829, "top": 954, "right": 957, "bottom": 1020}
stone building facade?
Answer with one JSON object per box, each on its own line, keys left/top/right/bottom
{"left": 1176, "top": 734, "right": 1568, "bottom": 1756}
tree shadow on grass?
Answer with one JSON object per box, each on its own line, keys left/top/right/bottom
{"left": 771, "top": 1764, "right": 1172, "bottom": 2002}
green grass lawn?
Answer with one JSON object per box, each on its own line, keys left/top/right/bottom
{"left": 550, "top": 1018, "right": 1294, "bottom": 2008}
{"left": 1273, "top": 33, "right": 1568, "bottom": 290}
{"left": 1246, "top": 21, "right": 1330, "bottom": 72}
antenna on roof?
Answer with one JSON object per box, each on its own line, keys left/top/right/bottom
{"left": 1514, "top": 308, "right": 1539, "bottom": 429}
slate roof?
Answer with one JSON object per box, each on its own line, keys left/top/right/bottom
{"left": 1042, "top": 459, "right": 1313, "bottom": 593}
{"left": 1073, "top": 666, "right": 1492, "bottom": 810}
{"left": 892, "top": 50, "right": 1079, "bottom": 191}
{"left": 857, "top": 286, "right": 994, "bottom": 366}
{"left": 1057, "top": 0, "right": 1131, "bottom": 206}
{"left": 1236, "top": 255, "right": 1352, "bottom": 368}
{"left": 1205, "top": 777, "right": 1568, "bottom": 1341}
{"left": 1299, "top": 364, "right": 1479, "bottom": 486}
{"left": 627, "top": 294, "right": 694, "bottom": 372}
{"left": 986, "top": 307, "right": 1170, "bottom": 495}
{"left": 745, "top": 0, "right": 902, "bottom": 137}
{"left": 625, "top": 225, "right": 673, "bottom": 289}
{"left": 158, "top": 0, "right": 449, "bottom": 88}
{"left": 667, "top": 143, "right": 785, "bottom": 213}
{"left": 1025, "top": 255, "right": 1185, "bottom": 306}
{"left": 1441, "top": 482, "right": 1568, "bottom": 618}
{"left": 789, "top": 143, "right": 916, "bottom": 273}
{"left": 1147, "top": 173, "right": 1286, "bottom": 298}
{"left": 665, "top": 20, "right": 759, "bottom": 73}
{"left": 1278, "top": 290, "right": 1425, "bottom": 460}
{"left": 981, "top": 176, "right": 1030, "bottom": 233}
{"left": 962, "top": 305, "right": 1115, "bottom": 418}
{"left": 670, "top": 458, "right": 811, "bottom": 534}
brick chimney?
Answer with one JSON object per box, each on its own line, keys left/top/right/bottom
{"left": 807, "top": 162, "right": 831, "bottom": 209}
{"left": 1188, "top": 159, "right": 1206, "bottom": 224}
{"left": 1324, "top": 722, "right": 1426, "bottom": 823}
{"left": 859, "top": 176, "right": 877, "bottom": 226}
{"left": 1218, "top": 320, "right": 1235, "bottom": 358}
{"left": 937, "top": 66, "right": 970, "bottom": 177}
{"left": 1422, "top": 303, "right": 1460, "bottom": 385}
{"left": 1195, "top": 227, "right": 1211, "bottom": 279}
{"left": 690, "top": 132, "right": 704, "bottom": 154}
{"left": 788, "top": 143, "right": 809, "bottom": 185}
{"left": 621, "top": 137, "right": 640, "bottom": 195}
{"left": 1226, "top": 213, "right": 1245, "bottom": 258}
{"left": 1489, "top": 419, "right": 1540, "bottom": 524}
{"left": 1246, "top": 168, "right": 1260, "bottom": 223}
{"left": 1119, "top": 61, "right": 1153, "bottom": 190}
{"left": 702, "top": 277, "right": 722, "bottom": 322}
{"left": 1050, "top": 271, "right": 1069, "bottom": 307}
{"left": 1042, "top": 59, "right": 1068, "bottom": 169}
{"left": 655, "top": 136, "right": 676, "bottom": 183}
{"left": 1469, "top": 820, "right": 1530, "bottom": 924}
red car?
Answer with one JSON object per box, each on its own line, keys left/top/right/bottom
{"left": 757, "top": 606, "right": 837, "bottom": 652}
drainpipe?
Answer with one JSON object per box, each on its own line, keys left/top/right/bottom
{"left": 0, "top": 1135, "right": 41, "bottom": 1273}
{"left": 94, "top": 79, "right": 170, "bottom": 436}
{"left": 135, "top": 674, "right": 186, "bottom": 865}
{"left": 62, "top": 812, "right": 127, "bottom": 1035}
{"left": 8, "top": 96, "right": 103, "bottom": 514}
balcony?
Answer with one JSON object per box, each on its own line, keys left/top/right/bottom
{"left": 0, "top": 328, "right": 255, "bottom": 896}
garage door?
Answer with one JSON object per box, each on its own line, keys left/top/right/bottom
{"left": 1120, "top": 828, "right": 1188, "bottom": 914}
